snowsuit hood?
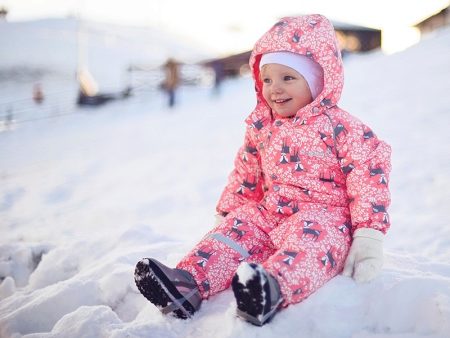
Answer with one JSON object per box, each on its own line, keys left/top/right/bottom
{"left": 248, "top": 15, "right": 344, "bottom": 122}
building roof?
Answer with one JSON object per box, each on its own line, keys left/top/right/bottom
{"left": 331, "top": 20, "right": 380, "bottom": 31}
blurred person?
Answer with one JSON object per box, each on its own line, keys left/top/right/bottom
{"left": 161, "top": 58, "right": 180, "bottom": 107}
{"left": 211, "top": 60, "right": 224, "bottom": 95}
{"left": 32, "top": 83, "right": 44, "bottom": 104}
{"left": 135, "top": 15, "right": 391, "bottom": 326}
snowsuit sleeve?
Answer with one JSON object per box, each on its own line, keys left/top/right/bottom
{"left": 335, "top": 118, "right": 392, "bottom": 234}
{"left": 216, "top": 125, "right": 264, "bottom": 215}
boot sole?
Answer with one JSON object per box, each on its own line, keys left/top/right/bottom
{"left": 134, "top": 258, "right": 196, "bottom": 319}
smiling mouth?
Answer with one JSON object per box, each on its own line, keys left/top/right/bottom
{"left": 273, "top": 98, "right": 291, "bottom": 104}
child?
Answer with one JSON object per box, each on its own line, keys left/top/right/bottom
{"left": 134, "top": 14, "right": 391, "bottom": 326}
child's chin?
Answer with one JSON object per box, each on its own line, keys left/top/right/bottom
{"left": 275, "top": 110, "right": 296, "bottom": 118}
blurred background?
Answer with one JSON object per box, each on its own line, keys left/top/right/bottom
{"left": 0, "top": 0, "right": 449, "bottom": 123}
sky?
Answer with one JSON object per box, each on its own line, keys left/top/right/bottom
{"left": 2, "top": 0, "right": 450, "bottom": 55}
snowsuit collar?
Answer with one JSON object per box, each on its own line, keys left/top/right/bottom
{"left": 246, "top": 15, "right": 344, "bottom": 127}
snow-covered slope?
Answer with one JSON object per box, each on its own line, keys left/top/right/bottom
{"left": 0, "top": 17, "right": 210, "bottom": 72}
{"left": 0, "top": 18, "right": 211, "bottom": 100}
{"left": 0, "top": 23, "right": 449, "bottom": 338}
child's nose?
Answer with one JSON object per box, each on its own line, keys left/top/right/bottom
{"left": 271, "top": 82, "right": 283, "bottom": 93}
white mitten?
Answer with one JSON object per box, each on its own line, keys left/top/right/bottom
{"left": 214, "top": 214, "right": 226, "bottom": 226}
{"left": 342, "top": 228, "right": 384, "bottom": 283}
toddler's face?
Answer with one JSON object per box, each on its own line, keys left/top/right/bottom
{"left": 261, "top": 63, "right": 312, "bottom": 118}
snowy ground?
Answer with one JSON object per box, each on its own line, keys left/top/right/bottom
{"left": 1, "top": 24, "right": 450, "bottom": 338}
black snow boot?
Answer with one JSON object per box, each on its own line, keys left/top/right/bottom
{"left": 134, "top": 258, "right": 202, "bottom": 319}
{"left": 231, "top": 262, "right": 283, "bottom": 326}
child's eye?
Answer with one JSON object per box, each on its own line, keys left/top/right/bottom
{"left": 262, "top": 78, "right": 271, "bottom": 84}
{"left": 284, "top": 75, "right": 295, "bottom": 81}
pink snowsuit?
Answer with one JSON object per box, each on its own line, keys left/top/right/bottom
{"left": 178, "top": 15, "right": 391, "bottom": 306}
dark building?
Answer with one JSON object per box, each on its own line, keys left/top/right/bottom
{"left": 414, "top": 6, "right": 450, "bottom": 35}
{"left": 202, "top": 50, "right": 252, "bottom": 78}
{"left": 332, "top": 21, "right": 381, "bottom": 53}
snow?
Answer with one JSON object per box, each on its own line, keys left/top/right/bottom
{"left": 235, "top": 263, "right": 258, "bottom": 285}
{"left": 1, "top": 18, "right": 450, "bottom": 338}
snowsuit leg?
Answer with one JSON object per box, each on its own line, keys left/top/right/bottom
{"left": 177, "top": 202, "right": 280, "bottom": 299}
{"left": 263, "top": 205, "right": 352, "bottom": 305}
